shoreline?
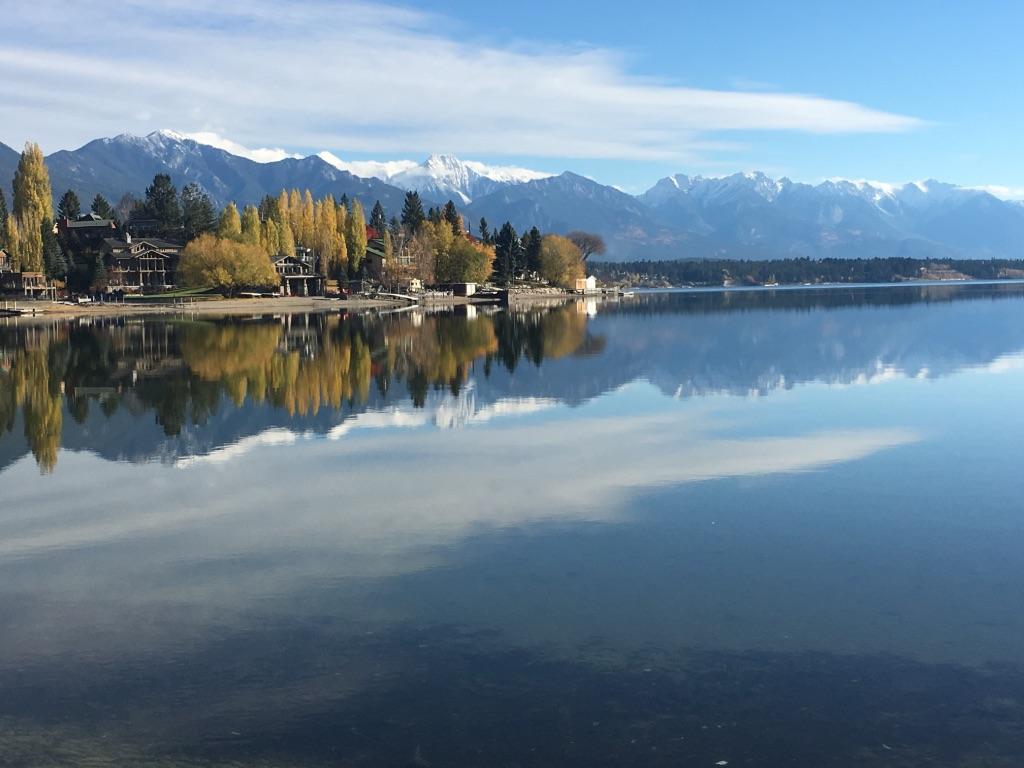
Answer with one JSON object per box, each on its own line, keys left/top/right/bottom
{"left": 0, "top": 290, "right": 582, "bottom": 320}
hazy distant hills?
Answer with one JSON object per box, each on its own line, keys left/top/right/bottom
{"left": 4, "top": 131, "right": 1024, "bottom": 261}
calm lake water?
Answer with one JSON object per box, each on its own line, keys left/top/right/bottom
{"left": 3, "top": 284, "right": 1024, "bottom": 766}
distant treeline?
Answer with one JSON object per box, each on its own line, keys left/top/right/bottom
{"left": 590, "top": 257, "right": 1024, "bottom": 286}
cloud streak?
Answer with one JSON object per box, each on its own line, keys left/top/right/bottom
{"left": 1, "top": 0, "right": 921, "bottom": 162}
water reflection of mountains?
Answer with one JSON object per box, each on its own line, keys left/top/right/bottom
{"left": 2, "top": 282, "right": 1024, "bottom": 471}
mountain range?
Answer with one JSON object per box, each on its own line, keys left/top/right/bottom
{"left": 2, "top": 130, "right": 1023, "bottom": 261}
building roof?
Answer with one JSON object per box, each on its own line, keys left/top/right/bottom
{"left": 62, "top": 214, "right": 115, "bottom": 230}
{"left": 102, "top": 236, "right": 181, "bottom": 252}
{"left": 112, "top": 246, "right": 176, "bottom": 260}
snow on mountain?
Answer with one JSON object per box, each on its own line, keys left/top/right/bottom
{"left": 318, "top": 151, "right": 551, "bottom": 203}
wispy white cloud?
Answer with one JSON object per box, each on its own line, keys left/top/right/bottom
{"left": 317, "top": 151, "right": 419, "bottom": 178}
{"left": 967, "top": 184, "right": 1024, "bottom": 201}
{"left": 1, "top": 0, "right": 921, "bottom": 162}
{"left": 175, "top": 131, "right": 302, "bottom": 163}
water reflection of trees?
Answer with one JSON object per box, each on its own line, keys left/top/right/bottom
{"left": 0, "top": 303, "right": 599, "bottom": 471}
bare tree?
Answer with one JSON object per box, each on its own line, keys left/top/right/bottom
{"left": 567, "top": 230, "right": 606, "bottom": 262}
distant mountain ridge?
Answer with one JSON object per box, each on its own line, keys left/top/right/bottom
{"left": 3, "top": 130, "right": 1023, "bottom": 261}
{"left": 318, "top": 151, "right": 552, "bottom": 204}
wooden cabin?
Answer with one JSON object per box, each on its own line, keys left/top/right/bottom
{"left": 274, "top": 255, "right": 324, "bottom": 296}
{"left": 101, "top": 234, "right": 182, "bottom": 292}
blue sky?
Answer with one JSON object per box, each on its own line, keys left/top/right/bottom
{"left": 3, "top": 0, "right": 1021, "bottom": 195}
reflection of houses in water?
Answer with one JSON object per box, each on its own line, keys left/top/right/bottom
{"left": 276, "top": 313, "right": 324, "bottom": 355}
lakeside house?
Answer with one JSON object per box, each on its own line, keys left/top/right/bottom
{"left": 101, "top": 233, "right": 182, "bottom": 292}
{"left": 0, "top": 247, "right": 58, "bottom": 299}
{"left": 575, "top": 275, "right": 598, "bottom": 293}
{"left": 273, "top": 254, "right": 323, "bottom": 296}
{"left": 57, "top": 213, "right": 117, "bottom": 249}
{"left": 0, "top": 271, "right": 57, "bottom": 299}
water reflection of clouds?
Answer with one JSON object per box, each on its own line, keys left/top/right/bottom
{"left": 1, "top": 386, "right": 918, "bottom": 570}
{"left": 0, "top": 384, "right": 922, "bottom": 665}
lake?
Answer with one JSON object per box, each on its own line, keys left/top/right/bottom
{"left": 2, "top": 284, "right": 1024, "bottom": 766}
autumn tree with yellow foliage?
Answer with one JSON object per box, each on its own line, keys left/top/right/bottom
{"left": 345, "top": 199, "right": 367, "bottom": 277}
{"left": 539, "top": 234, "right": 585, "bottom": 288}
{"left": 179, "top": 233, "right": 278, "bottom": 295}
{"left": 9, "top": 142, "right": 54, "bottom": 273}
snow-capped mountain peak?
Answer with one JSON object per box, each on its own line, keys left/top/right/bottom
{"left": 317, "top": 150, "right": 551, "bottom": 202}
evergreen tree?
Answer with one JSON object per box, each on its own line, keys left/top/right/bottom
{"left": 339, "top": 193, "right": 351, "bottom": 212}
{"left": 493, "top": 222, "right": 521, "bottom": 286}
{"left": 427, "top": 206, "right": 441, "bottom": 225}
{"left": 479, "top": 217, "right": 489, "bottom": 244}
{"left": 401, "top": 191, "right": 425, "bottom": 232}
{"left": 180, "top": 183, "right": 217, "bottom": 242}
{"left": 90, "top": 193, "right": 113, "bottom": 220}
{"left": 137, "top": 173, "right": 181, "bottom": 237}
{"left": 442, "top": 200, "right": 461, "bottom": 233}
{"left": 90, "top": 253, "right": 108, "bottom": 292}
{"left": 258, "top": 194, "right": 280, "bottom": 224}
{"left": 41, "top": 218, "right": 67, "bottom": 280}
{"left": 218, "top": 203, "right": 242, "bottom": 240}
{"left": 57, "top": 189, "right": 81, "bottom": 220}
{"left": 370, "top": 200, "right": 387, "bottom": 234}
{"left": 524, "top": 226, "right": 543, "bottom": 275}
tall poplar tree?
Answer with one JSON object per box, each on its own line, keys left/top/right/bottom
{"left": 262, "top": 218, "right": 281, "bottom": 256}
{"left": 240, "top": 205, "right": 262, "bottom": 246}
{"left": 13, "top": 142, "right": 53, "bottom": 223}
{"left": 218, "top": 203, "right": 242, "bottom": 240}
{"left": 12, "top": 142, "right": 53, "bottom": 272}
{"left": 346, "top": 199, "right": 367, "bottom": 277}
{"left": 4, "top": 217, "right": 20, "bottom": 270}
{"left": 299, "top": 190, "right": 315, "bottom": 247}
{"left": 277, "top": 190, "right": 290, "bottom": 226}
{"left": 280, "top": 221, "right": 296, "bottom": 257}
{"left": 0, "top": 189, "right": 7, "bottom": 247}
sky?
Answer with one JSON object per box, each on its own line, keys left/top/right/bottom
{"left": 2, "top": 0, "right": 1022, "bottom": 195}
